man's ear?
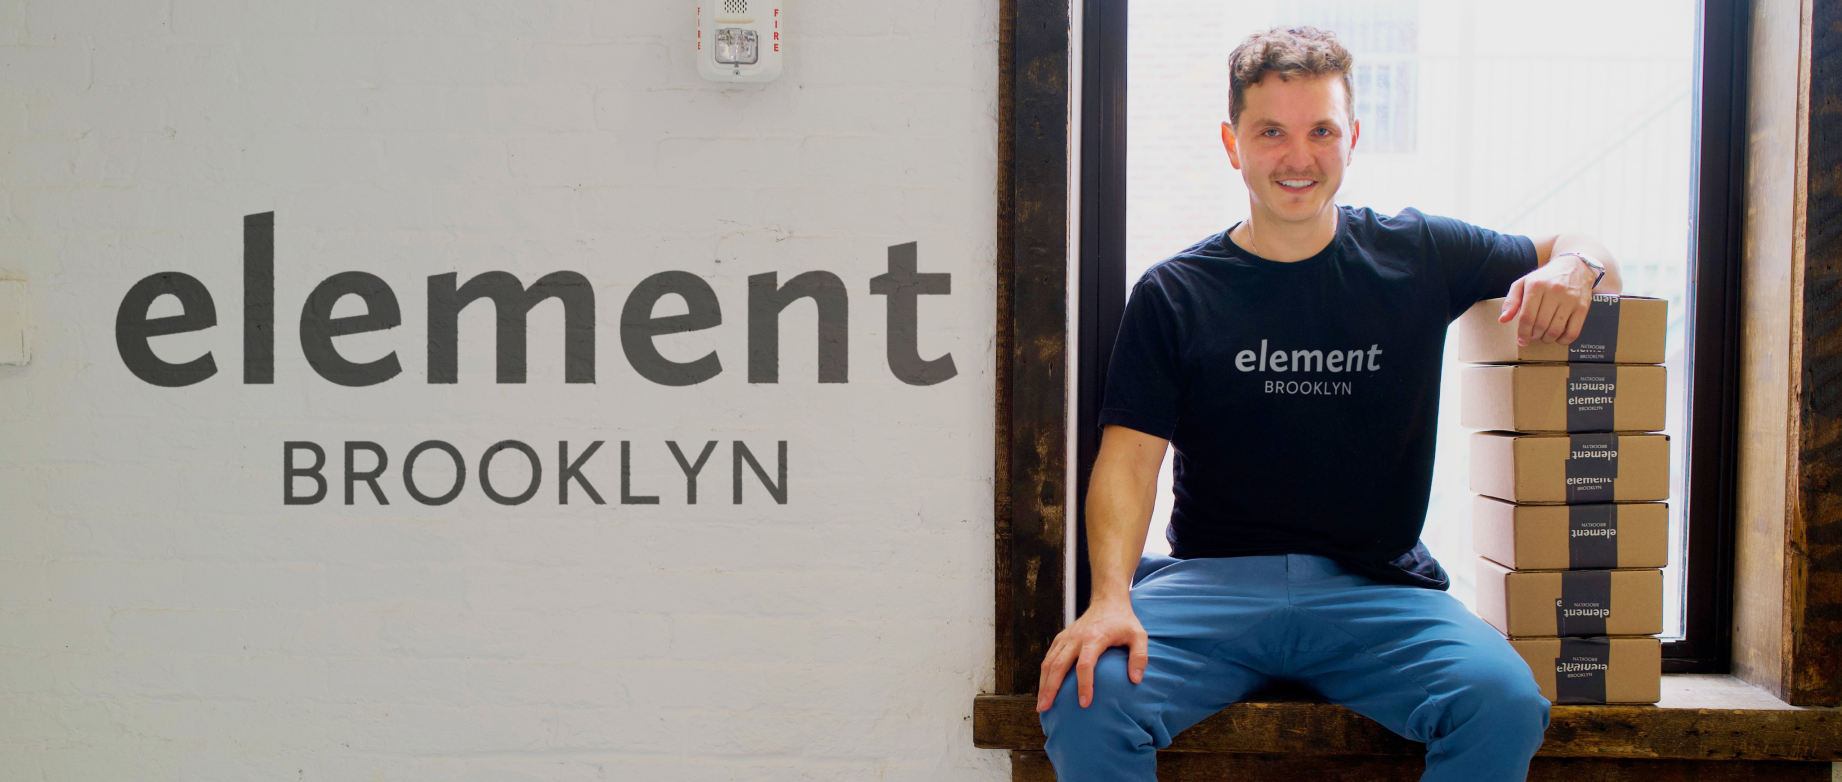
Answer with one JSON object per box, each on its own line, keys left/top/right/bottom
{"left": 1349, "top": 118, "right": 1361, "bottom": 153}
{"left": 1221, "top": 122, "right": 1242, "bottom": 170}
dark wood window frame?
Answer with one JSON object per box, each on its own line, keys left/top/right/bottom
{"left": 992, "top": 0, "right": 1842, "bottom": 704}
{"left": 985, "top": 1, "right": 1842, "bottom": 774}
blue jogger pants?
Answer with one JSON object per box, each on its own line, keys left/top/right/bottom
{"left": 1039, "top": 554, "right": 1551, "bottom": 782}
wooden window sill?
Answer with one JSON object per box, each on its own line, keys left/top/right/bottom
{"left": 973, "top": 675, "right": 1842, "bottom": 761}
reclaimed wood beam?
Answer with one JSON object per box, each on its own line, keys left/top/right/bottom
{"left": 1786, "top": 0, "right": 1842, "bottom": 708}
{"left": 993, "top": 0, "right": 1072, "bottom": 695}
{"left": 976, "top": 675, "right": 1842, "bottom": 762}
{"left": 1007, "top": 750, "right": 1833, "bottom": 782}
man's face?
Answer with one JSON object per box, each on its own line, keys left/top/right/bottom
{"left": 1222, "top": 72, "right": 1359, "bottom": 225}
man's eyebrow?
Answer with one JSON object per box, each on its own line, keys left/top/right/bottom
{"left": 1243, "top": 117, "right": 1342, "bottom": 129}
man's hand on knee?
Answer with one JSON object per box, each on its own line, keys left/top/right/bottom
{"left": 1036, "top": 597, "right": 1150, "bottom": 712}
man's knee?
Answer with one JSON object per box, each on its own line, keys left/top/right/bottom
{"left": 1040, "top": 648, "right": 1150, "bottom": 741}
{"left": 1449, "top": 656, "right": 1551, "bottom": 744}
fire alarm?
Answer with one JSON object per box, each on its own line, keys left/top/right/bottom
{"left": 697, "top": 0, "right": 784, "bottom": 82}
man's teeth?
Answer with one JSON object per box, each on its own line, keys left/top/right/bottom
{"left": 1279, "top": 180, "right": 1315, "bottom": 187}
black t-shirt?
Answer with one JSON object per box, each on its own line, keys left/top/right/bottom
{"left": 1101, "top": 206, "right": 1538, "bottom": 589}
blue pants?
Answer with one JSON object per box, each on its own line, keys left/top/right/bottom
{"left": 1040, "top": 554, "right": 1550, "bottom": 782}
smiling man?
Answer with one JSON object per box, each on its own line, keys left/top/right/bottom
{"left": 1035, "top": 27, "right": 1622, "bottom": 782}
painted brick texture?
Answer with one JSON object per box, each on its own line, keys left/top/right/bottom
{"left": 0, "top": 0, "right": 1005, "bottom": 779}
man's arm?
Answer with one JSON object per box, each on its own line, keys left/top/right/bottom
{"left": 1499, "top": 233, "right": 1624, "bottom": 346}
{"left": 1035, "top": 424, "right": 1168, "bottom": 712}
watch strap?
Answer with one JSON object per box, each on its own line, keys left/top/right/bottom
{"left": 1554, "top": 251, "right": 1606, "bottom": 289}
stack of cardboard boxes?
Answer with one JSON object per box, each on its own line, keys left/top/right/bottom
{"left": 1456, "top": 294, "right": 1670, "bottom": 705}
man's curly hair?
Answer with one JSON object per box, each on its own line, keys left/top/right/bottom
{"left": 1226, "top": 26, "right": 1356, "bottom": 127}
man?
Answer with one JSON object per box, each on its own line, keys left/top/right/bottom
{"left": 1035, "top": 27, "right": 1622, "bottom": 782}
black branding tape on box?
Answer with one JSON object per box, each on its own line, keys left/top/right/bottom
{"left": 1555, "top": 636, "right": 1611, "bottom": 704}
{"left": 1566, "top": 364, "right": 1617, "bottom": 432}
{"left": 1568, "top": 504, "right": 1620, "bottom": 569}
{"left": 1556, "top": 569, "right": 1611, "bottom": 636}
{"left": 1565, "top": 433, "right": 1620, "bottom": 503}
{"left": 1570, "top": 294, "right": 1621, "bottom": 362}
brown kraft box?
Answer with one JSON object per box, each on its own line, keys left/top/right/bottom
{"left": 1474, "top": 557, "right": 1663, "bottom": 638}
{"left": 1509, "top": 636, "right": 1661, "bottom": 704}
{"left": 1469, "top": 430, "right": 1670, "bottom": 504}
{"left": 1472, "top": 496, "right": 1669, "bottom": 571}
{"left": 1460, "top": 363, "right": 1666, "bottom": 433}
{"left": 1456, "top": 294, "right": 1668, "bottom": 365}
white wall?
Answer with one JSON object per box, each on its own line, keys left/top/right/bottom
{"left": 0, "top": 1, "right": 1007, "bottom": 779}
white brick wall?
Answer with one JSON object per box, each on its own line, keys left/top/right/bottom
{"left": 0, "top": 0, "right": 1007, "bottom": 779}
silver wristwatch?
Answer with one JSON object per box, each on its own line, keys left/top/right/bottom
{"left": 1554, "top": 251, "right": 1606, "bottom": 289}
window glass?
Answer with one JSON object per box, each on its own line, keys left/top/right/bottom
{"left": 1286, "top": 0, "right": 1419, "bottom": 153}
{"left": 1124, "top": 0, "right": 1696, "bottom": 638}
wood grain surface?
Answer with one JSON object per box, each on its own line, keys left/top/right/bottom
{"left": 1787, "top": 0, "right": 1842, "bottom": 708}
{"left": 992, "top": 0, "right": 1016, "bottom": 697}
{"left": 1006, "top": 751, "right": 1833, "bottom": 782}
{"left": 975, "top": 683, "right": 1842, "bottom": 761}
{"left": 1732, "top": 0, "right": 1795, "bottom": 689}
{"left": 992, "top": 0, "right": 1071, "bottom": 695}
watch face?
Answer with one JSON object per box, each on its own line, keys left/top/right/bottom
{"left": 1575, "top": 255, "right": 1606, "bottom": 287}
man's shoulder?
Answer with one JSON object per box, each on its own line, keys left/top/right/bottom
{"left": 1133, "top": 230, "right": 1234, "bottom": 288}
{"left": 1343, "top": 205, "right": 1438, "bottom": 238}
{"left": 1345, "top": 205, "right": 1515, "bottom": 244}
{"left": 1342, "top": 206, "right": 1508, "bottom": 267}
{"left": 1336, "top": 206, "right": 1446, "bottom": 270}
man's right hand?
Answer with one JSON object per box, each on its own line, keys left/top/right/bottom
{"left": 1036, "top": 596, "right": 1150, "bottom": 712}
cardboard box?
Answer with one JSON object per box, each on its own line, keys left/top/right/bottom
{"left": 1509, "top": 636, "right": 1661, "bottom": 704}
{"left": 1456, "top": 294, "right": 1668, "bottom": 365}
{"left": 1474, "top": 558, "right": 1663, "bottom": 637}
{"left": 1472, "top": 496, "right": 1669, "bottom": 571}
{"left": 1461, "top": 363, "right": 1666, "bottom": 433}
{"left": 1469, "top": 431, "right": 1670, "bottom": 504}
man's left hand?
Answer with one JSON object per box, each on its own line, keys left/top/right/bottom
{"left": 1497, "top": 255, "right": 1597, "bottom": 347}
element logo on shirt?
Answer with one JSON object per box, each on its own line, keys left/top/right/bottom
{"left": 1236, "top": 339, "right": 1380, "bottom": 396}
{"left": 1234, "top": 339, "right": 1383, "bottom": 373}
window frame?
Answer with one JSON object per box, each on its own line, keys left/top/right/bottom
{"left": 1069, "top": 0, "right": 1748, "bottom": 672}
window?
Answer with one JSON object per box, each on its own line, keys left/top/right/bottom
{"left": 1282, "top": 0, "right": 1418, "bottom": 154}
{"left": 1078, "top": 0, "right": 1740, "bottom": 670}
